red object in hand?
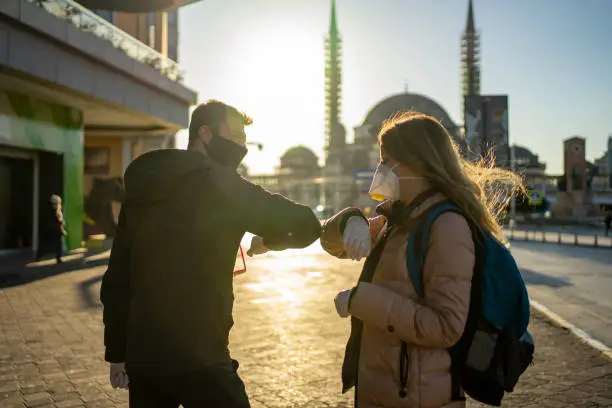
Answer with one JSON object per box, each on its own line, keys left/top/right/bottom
{"left": 233, "top": 246, "right": 247, "bottom": 277}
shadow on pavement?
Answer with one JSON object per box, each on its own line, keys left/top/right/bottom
{"left": 520, "top": 268, "right": 572, "bottom": 288}
{"left": 0, "top": 250, "right": 109, "bottom": 289}
{"left": 79, "top": 274, "right": 104, "bottom": 308}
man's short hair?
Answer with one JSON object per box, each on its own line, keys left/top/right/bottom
{"left": 188, "top": 100, "right": 252, "bottom": 147}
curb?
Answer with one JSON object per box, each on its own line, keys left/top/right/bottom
{"left": 530, "top": 299, "right": 612, "bottom": 362}
{"left": 505, "top": 230, "right": 612, "bottom": 249}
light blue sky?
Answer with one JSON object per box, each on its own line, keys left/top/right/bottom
{"left": 176, "top": 0, "right": 612, "bottom": 174}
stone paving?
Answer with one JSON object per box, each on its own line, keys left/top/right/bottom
{"left": 0, "top": 247, "right": 611, "bottom": 407}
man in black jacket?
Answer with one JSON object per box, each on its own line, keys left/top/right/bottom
{"left": 100, "top": 100, "right": 321, "bottom": 407}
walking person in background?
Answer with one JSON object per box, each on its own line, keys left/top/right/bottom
{"left": 604, "top": 208, "right": 612, "bottom": 237}
{"left": 36, "top": 194, "right": 66, "bottom": 263}
{"left": 320, "top": 113, "right": 522, "bottom": 408}
{"left": 100, "top": 100, "right": 321, "bottom": 408}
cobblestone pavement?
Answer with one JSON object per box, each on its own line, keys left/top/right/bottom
{"left": 0, "top": 245, "right": 611, "bottom": 407}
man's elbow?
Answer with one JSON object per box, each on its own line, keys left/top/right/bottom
{"left": 292, "top": 213, "right": 321, "bottom": 248}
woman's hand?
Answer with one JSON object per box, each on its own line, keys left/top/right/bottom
{"left": 343, "top": 217, "right": 371, "bottom": 261}
{"left": 334, "top": 289, "right": 353, "bottom": 318}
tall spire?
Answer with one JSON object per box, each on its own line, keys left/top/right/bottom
{"left": 466, "top": 0, "right": 475, "bottom": 33}
{"left": 461, "top": 0, "right": 481, "bottom": 125}
{"left": 324, "top": 0, "right": 346, "bottom": 165}
{"left": 329, "top": 0, "right": 339, "bottom": 36}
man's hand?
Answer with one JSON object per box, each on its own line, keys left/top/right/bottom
{"left": 343, "top": 217, "right": 371, "bottom": 261}
{"left": 247, "top": 235, "right": 269, "bottom": 257}
{"left": 109, "top": 362, "right": 129, "bottom": 389}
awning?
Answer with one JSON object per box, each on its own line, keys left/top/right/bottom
{"left": 76, "top": 0, "right": 201, "bottom": 12}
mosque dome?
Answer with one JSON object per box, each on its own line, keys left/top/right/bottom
{"left": 362, "top": 92, "right": 459, "bottom": 140}
{"left": 280, "top": 146, "right": 320, "bottom": 171}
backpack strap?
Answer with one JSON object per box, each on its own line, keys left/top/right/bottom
{"left": 406, "top": 200, "right": 460, "bottom": 297}
{"left": 398, "top": 201, "right": 461, "bottom": 397}
{"left": 405, "top": 200, "right": 482, "bottom": 401}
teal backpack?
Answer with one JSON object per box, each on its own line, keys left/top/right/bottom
{"left": 403, "top": 200, "right": 534, "bottom": 406}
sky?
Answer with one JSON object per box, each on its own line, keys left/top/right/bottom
{"left": 175, "top": 0, "right": 612, "bottom": 175}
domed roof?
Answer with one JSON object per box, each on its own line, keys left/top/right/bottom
{"left": 363, "top": 93, "right": 458, "bottom": 131}
{"left": 513, "top": 146, "right": 536, "bottom": 159}
{"left": 280, "top": 145, "right": 320, "bottom": 170}
{"left": 494, "top": 144, "right": 538, "bottom": 160}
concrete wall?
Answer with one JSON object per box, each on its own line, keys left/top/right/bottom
{"left": 0, "top": 0, "right": 196, "bottom": 127}
{"left": 83, "top": 136, "right": 124, "bottom": 196}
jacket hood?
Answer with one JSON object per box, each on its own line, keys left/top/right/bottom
{"left": 124, "top": 149, "right": 214, "bottom": 204}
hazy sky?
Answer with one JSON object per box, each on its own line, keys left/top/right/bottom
{"left": 176, "top": 0, "right": 612, "bottom": 175}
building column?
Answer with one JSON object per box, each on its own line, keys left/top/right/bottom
{"left": 122, "top": 139, "right": 132, "bottom": 176}
{"left": 160, "top": 12, "right": 168, "bottom": 57}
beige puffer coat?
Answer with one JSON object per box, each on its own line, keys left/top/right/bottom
{"left": 321, "top": 195, "right": 475, "bottom": 408}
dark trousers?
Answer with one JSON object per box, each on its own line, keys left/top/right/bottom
{"left": 36, "top": 235, "right": 62, "bottom": 261}
{"left": 128, "top": 368, "right": 250, "bottom": 408}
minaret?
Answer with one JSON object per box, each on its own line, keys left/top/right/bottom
{"left": 461, "top": 0, "right": 481, "bottom": 122}
{"left": 324, "top": 0, "right": 346, "bottom": 165}
{"left": 607, "top": 135, "right": 612, "bottom": 189}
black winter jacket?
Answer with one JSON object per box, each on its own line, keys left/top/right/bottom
{"left": 100, "top": 149, "right": 321, "bottom": 375}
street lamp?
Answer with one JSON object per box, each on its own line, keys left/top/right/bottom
{"left": 247, "top": 142, "right": 263, "bottom": 151}
{"left": 509, "top": 144, "right": 517, "bottom": 229}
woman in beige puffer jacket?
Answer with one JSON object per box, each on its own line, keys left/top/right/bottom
{"left": 321, "top": 113, "right": 520, "bottom": 408}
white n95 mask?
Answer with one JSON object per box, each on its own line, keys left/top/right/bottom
{"left": 368, "top": 163, "right": 421, "bottom": 201}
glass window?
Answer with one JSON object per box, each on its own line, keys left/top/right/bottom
{"left": 168, "top": 45, "right": 178, "bottom": 62}
{"left": 94, "top": 10, "right": 114, "bottom": 23}
{"left": 148, "top": 12, "right": 156, "bottom": 49}
{"left": 167, "top": 11, "right": 178, "bottom": 26}
{"left": 148, "top": 12, "right": 156, "bottom": 26}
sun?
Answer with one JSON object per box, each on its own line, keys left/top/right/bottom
{"left": 177, "top": 20, "right": 327, "bottom": 174}
{"left": 232, "top": 24, "right": 326, "bottom": 174}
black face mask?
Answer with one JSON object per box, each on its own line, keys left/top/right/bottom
{"left": 206, "top": 133, "right": 248, "bottom": 169}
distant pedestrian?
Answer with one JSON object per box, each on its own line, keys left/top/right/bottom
{"left": 605, "top": 209, "right": 612, "bottom": 237}
{"left": 36, "top": 194, "right": 66, "bottom": 263}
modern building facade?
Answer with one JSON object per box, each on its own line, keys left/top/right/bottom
{"left": 77, "top": 0, "right": 199, "bottom": 13}
{"left": 0, "top": 0, "right": 197, "bottom": 255}
{"left": 93, "top": 8, "right": 180, "bottom": 62}
{"left": 593, "top": 135, "right": 612, "bottom": 190}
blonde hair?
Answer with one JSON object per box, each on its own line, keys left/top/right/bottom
{"left": 378, "top": 112, "right": 523, "bottom": 241}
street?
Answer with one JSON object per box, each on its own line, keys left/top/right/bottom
{"left": 510, "top": 241, "right": 612, "bottom": 347}
{"left": 0, "top": 239, "right": 611, "bottom": 407}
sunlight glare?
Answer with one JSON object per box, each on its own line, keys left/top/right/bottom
{"left": 225, "top": 24, "right": 325, "bottom": 174}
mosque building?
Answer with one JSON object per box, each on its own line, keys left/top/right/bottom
{"left": 250, "top": 0, "right": 552, "bottom": 216}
